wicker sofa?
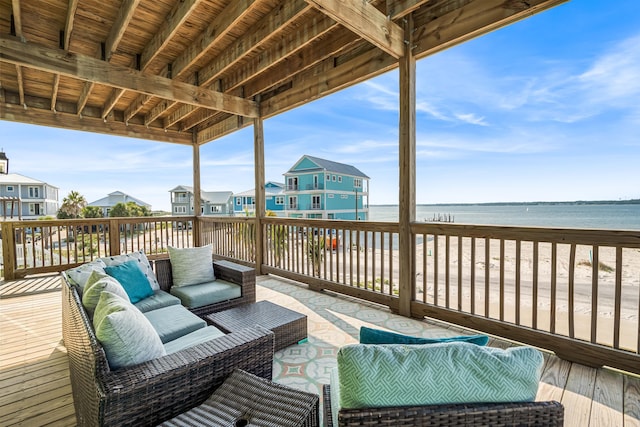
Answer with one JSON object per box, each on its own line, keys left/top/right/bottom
{"left": 154, "top": 258, "right": 256, "bottom": 316}
{"left": 61, "top": 259, "right": 273, "bottom": 427}
{"left": 323, "top": 386, "right": 564, "bottom": 426}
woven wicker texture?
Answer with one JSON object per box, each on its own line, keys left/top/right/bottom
{"left": 323, "top": 385, "right": 564, "bottom": 427}
{"left": 62, "top": 272, "right": 274, "bottom": 426}
{"left": 154, "top": 258, "right": 256, "bottom": 316}
{"left": 161, "top": 369, "right": 319, "bottom": 427}
{"left": 205, "top": 300, "right": 307, "bottom": 351}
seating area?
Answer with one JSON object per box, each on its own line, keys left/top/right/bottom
{"left": 3, "top": 268, "right": 640, "bottom": 426}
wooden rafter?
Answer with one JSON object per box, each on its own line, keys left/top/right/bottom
{"left": 155, "top": 0, "right": 311, "bottom": 128}
{"left": 306, "top": 0, "right": 404, "bottom": 58}
{"left": 387, "top": 0, "right": 432, "bottom": 20}
{"left": 11, "top": 0, "right": 24, "bottom": 106}
{"left": 64, "top": 0, "right": 80, "bottom": 49}
{"left": 0, "top": 37, "right": 259, "bottom": 118}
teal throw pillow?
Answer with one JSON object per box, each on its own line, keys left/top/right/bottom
{"left": 337, "top": 342, "right": 543, "bottom": 409}
{"left": 359, "top": 326, "right": 489, "bottom": 346}
{"left": 104, "top": 260, "right": 154, "bottom": 304}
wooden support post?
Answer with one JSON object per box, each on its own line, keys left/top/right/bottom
{"left": 192, "top": 132, "right": 202, "bottom": 247}
{"left": 253, "top": 109, "right": 265, "bottom": 274}
{"left": 108, "top": 219, "right": 121, "bottom": 257}
{"left": 398, "top": 15, "right": 416, "bottom": 317}
{"left": 1, "top": 221, "right": 17, "bottom": 280}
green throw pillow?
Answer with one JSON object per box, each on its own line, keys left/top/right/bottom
{"left": 168, "top": 245, "right": 215, "bottom": 287}
{"left": 82, "top": 270, "right": 129, "bottom": 315}
{"left": 359, "top": 326, "right": 489, "bottom": 346}
{"left": 104, "top": 260, "right": 154, "bottom": 304}
{"left": 93, "top": 291, "right": 166, "bottom": 369}
{"left": 338, "top": 342, "right": 543, "bottom": 409}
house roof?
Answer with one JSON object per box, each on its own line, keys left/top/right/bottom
{"left": 202, "top": 191, "right": 233, "bottom": 204}
{"left": 170, "top": 186, "right": 232, "bottom": 204}
{"left": 0, "top": 1, "right": 563, "bottom": 146}
{"left": 87, "top": 191, "right": 151, "bottom": 208}
{"left": 286, "top": 155, "right": 370, "bottom": 179}
{"left": 0, "top": 173, "right": 58, "bottom": 188}
{"left": 235, "top": 182, "right": 285, "bottom": 197}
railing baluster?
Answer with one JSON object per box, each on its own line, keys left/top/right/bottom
{"left": 470, "top": 237, "right": 476, "bottom": 314}
{"left": 499, "top": 239, "right": 505, "bottom": 321}
{"left": 550, "top": 242, "right": 557, "bottom": 334}
{"left": 533, "top": 241, "right": 539, "bottom": 329}
{"left": 458, "top": 236, "right": 463, "bottom": 311}
{"left": 434, "top": 234, "right": 439, "bottom": 306}
{"left": 445, "top": 235, "right": 450, "bottom": 309}
{"left": 515, "top": 240, "right": 521, "bottom": 325}
{"left": 485, "top": 238, "right": 490, "bottom": 318}
{"left": 591, "top": 245, "right": 599, "bottom": 343}
{"left": 568, "top": 244, "right": 576, "bottom": 338}
{"left": 614, "top": 246, "right": 622, "bottom": 349}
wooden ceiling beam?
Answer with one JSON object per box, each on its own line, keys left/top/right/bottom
{"left": 139, "top": 0, "right": 202, "bottom": 70}
{"left": 0, "top": 100, "right": 192, "bottom": 145}
{"left": 11, "top": 0, "right": 25, "bottom": 107}
{"left": 412, "top": 0, "right": 569, "bottom": 60}
{"left": 386, "top": 0, "right": 432, "bottom": 20}
{"left": 171, "top": 10, "right": 340, "bottom": 130}
{"left": 306, "top": 0, "right": 404, "bottom": 58}
{"left": 259, "top": 0, "right": 568, "bottom": 119}
{"left": 127, "top": 0, "right": 263, "bottom": 123}
{"left": 63, "top": 0, "right": 80, "bottom": 49}
{"left": 0, "top": 36, "right": 259, "bottom": 118}
{"left": 159, "top": 0, "right": 311, "bottom": 129}
{"left": 105, "top": 0, "right": 141, "bottom": 62}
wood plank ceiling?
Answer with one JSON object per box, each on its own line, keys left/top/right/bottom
{"left": 0, "top": 0, "right": 568, "bottom": 146}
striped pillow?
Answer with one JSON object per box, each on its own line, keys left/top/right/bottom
{"left": 168, "top": 245, "right": 215, "bottom": 287}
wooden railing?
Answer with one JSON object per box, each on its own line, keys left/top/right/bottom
{"left": 409, "top": 223, "right": 640, "bottom": 374}
{"left": 0, "top": 216, "right": 195, "bottom": 279}
{"left": 1, "top": 215, "right": 638, "bottom": 374}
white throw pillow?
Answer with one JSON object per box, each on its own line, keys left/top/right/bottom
{"left": 168, "top": 245, "right": 215, "bottom": 287}
{"left": 93, "top": 291, "right": 166, "bottom": 369}
{"left": 66, "top": 259, "right": 107, "bottom": 293}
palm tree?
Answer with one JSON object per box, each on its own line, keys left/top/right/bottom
{"left": 58, "top": 190, "right": 87, "bottom": 219}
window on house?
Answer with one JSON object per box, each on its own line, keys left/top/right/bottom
{"left": 236, "top": 197, "right": 242, "bottom": 205}
{"left": 29, "top": 203, "right": 42, "bottom": 215}
{"left": 332, "top": 175, "right": 336, "bottom": 181}
{"left": 211, "top": 205, "right": 221, "bottom": 213}
{"left": 354, "top": 178, "right": 362, "bottom": 188}
{"left": 326, "top": 174, "right": 330, "bottom": 181}
{"left": 312, "top": 195, "right": 321, "bottom": 209}
{"left": 288, "top": 196, "right": 298, "bottom": 209}
{"left": 7, "top": 186, "right": 13, "bottom": 192}
{"left": 287, "top": 177, "right": 298, "bottom": 190}
{"left": 338, "top": 176, "right": 342, "bottom": 183}
{"left": 275, "top": 196, "right": 284, "bottom": 205}
{"left": 174, "top": 206, "right": 186, "bottom": 214}
{"left": 28, "top": 186, "right": 40, "bottom": 198}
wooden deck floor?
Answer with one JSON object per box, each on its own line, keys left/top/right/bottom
{"left": 1, "top": 274, "right": 639, "bottom": 426}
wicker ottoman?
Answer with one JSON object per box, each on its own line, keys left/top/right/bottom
{"left": 160, "top": 369, "right": 319, "bottom": 427}
{"left": 205, "top": 301, "right": 307, "bottom": 351}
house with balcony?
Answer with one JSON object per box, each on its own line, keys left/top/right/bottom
{"left": 87, "top": 191, "right": 151, "bottom": 217}
{"left": 233, "top": 181, "right": 285, "bottom": 216}
{"left": 283, "top": 155, "right": 369, "bottom": 220}
{"left": 170, "top": 185, "right": 233, "bottom": 216}
{"left": 0, "top": 152, "right": 59, "bottom": 220}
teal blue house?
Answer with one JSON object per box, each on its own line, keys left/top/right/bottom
{"left": 234, "top": 181, "right": 285, "bottom": 216}
{"left": 283, "top": 155, "right": 369, "bottom": 220}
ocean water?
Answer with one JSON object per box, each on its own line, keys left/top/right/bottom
{"left": 369, "top": 203, "right": 640, "bottom": 230}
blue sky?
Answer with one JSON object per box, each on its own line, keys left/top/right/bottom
{"left": 2, "top": 0, "right": 639, "bottom": 211}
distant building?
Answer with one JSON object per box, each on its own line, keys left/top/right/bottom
{"left": 0, "top": 152, "right": 59, "bottom": 220}
{"left": 233, "top": 181, "right": 285, "bottom": 216}
{"left": 87, "top": 191, "right": 152, "bottom": 217}
{"left": 169, "top": 186, "right": 233, "bottom": 216}
{"left": 283, "top": 155, "right": 369, "bottom": 220}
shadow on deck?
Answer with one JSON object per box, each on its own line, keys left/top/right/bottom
{"left": 1, "top": 274, "right": 639, "bottom": 426}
